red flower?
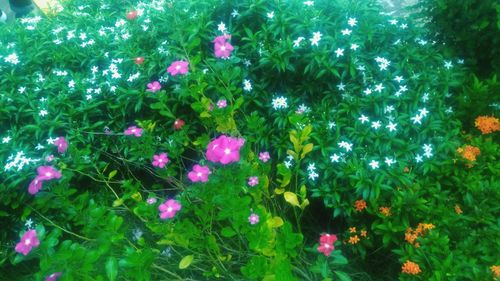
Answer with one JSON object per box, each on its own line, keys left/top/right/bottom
{"left": 126, "top": 11, "right": 138, "bottom": 20}
{"left": 134, "top": 57, "right": 144, "bottom": 65}
{"left": 317, "top": 233, "right": 337, "bottom": 256}
{"left": 173, "top": 119, "right": 185, "bottom": 130}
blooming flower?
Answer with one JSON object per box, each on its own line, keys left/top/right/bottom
{"left": 248, "top": 213, "right": 259, "bottom": 225}
{"left": 217, "top": 99, "right": 227, "bottom": 108}
{"left": 369, "top": 160, "right": 379, "bottom": 169}
{"left": 54, "top": 137, "right": 68, "bottom": 153}
{"left": 213, "top": 38, "right": 234, "bottom": 59}
{"left": 28, "top": 177, "right": 44, "bottom": 195}
{"left": 348, "top": 235, "right": 360, "bottom": 244}
{"left": 124, "top": 126, "right": 143, "bottom": 137}
{"left": 188, "top": 164, "right": 211, "bottom": 182}
{"left": 386, "top": 122, "right": 397, "bottom": 132}
{"left": 402, "top": 260, "right": 421, "bottom": 275}
{"left": 146, "top": 81, "right": 162, "bottom": 93}
{"left": 126, "top": 10, "right": 138, "bottom": 20}
{"left": 152, "top": 153, "right": 169, "bottom": 168}
{"left": 259, "top": 151, "right": 270, "bottom": 162}
{"left": 205, "top": 135, "right": 245, "bottom": 165}
{"left": 15, "top": 230, "right": 40, "bottom": 256}
{"left": 334, "top": 48, "right": 344, "bottom": 57}
{"left": 475, "top": 116, "right": 500, "bottom": 134}
{"left": 272, "top": 96, "right": 288, "bottom": 110}
{"left": 37, "top": 166, "right": 62, "bottom": 181}
{"left": 248, "top": 176, "right": 259, "bottom": 187}
{"left": 379, "top": 206, "right": 391, "bottom": 216}
{"left": 173, "top": 119, "right": 185, "bottom": 130}
{"left": 134, "top": 57, "right": 144, "bottom": 65}
{"left": 293, "top": 37, "right": 305, "bottom": 48}
{"left": 158, "top": 199, "right": 181, "bottom": 219}
{"left": 146, "top": 197, "right": 157, "bottom": 204}
{"left": 45, "top": 272, "right": 62, "bottom": 281}
{"left": 457, "top": 145, "right": 480, "bottom": 162}
{"left": 310, "top": 31, "right": 322, "bottom": 46}
{"left": 167, "top": 61, "right": 189, "bottom": 76}
{"left": 348, "top": 17, "right": 357, "bottom": 27}
{"left": 317, "top": 233, "right": 337, "bottom": 256}
{"left": 243, "top": 79, "right": 252, "bottom": 92}
{"left": 354, "top": 199, "right": 366, "bottom": 212}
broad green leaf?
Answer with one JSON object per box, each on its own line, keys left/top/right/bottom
{"left": 179, "top": 255, "right": 194, "bottom": 269}
{"left": 105, "top": 257, "right": 118, "bottom": 281}
{"left": 284, "top": 192, "right": 300, "bottom": 207}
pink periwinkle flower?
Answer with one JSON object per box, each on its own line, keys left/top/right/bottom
{"left": 15, "top": 230, "right": 40, "bottom": 256}
{"left": 248, "top": 176, "right": 259, "bottom": 187}
{"left": 45, "top": 272, "right": 62, "bottom": 281}
{"left": 146, "top": 81, "right": 162, "bottom": 93}
{"left": 187, "top": 164, "right": 211, "bottom": 183}
{"left": 217, "top": 99, "right": 227, "bottom": 109}
{"left": 214, "top": 40, "right": 234, "bottom": 59}
{"left": 146, "top": 198, "right": 157, "bottom": 205}
{"left": 158, "top": 199, "right": 182, "bottom": 219}
{"left": 248, "top": 213, "right": 259, "bottom": 225}
{"left": 259, "top": 151, "right": 270, "bottom": 163}
{"left": 152, "top": 153, "right": 169, "bottom": 168}
{"left": 45, "top": 155, "right": 54, "bottom": 162}
{"left": 205, "top": 135, "right": 245, "bottom": 165}
{"left": 28, "top": 176, "right": 44, "bottom": 195}
{"left": 317, "top": 233, "right": 337, "bottom": 257}
{"left": 167, "top": 60, "right": 189, "bottom": 76}
{"left": 212, "top": 34, "right": 231, "bottom": 44}
{"left": 124, "top": 126, "right": 143, "bottom": 137}
{"left": 36, "top": 166, "right": 62, "bottom": 181}
{"left": 54, "top": 137, "right": 68, "bottom": 154}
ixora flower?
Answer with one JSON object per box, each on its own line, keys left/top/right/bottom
{"left": 134, "top": 57, "right": 144, "bottom": 65}
{"left": 15, "top": 230, "right": 40, "bottom": 256}
{"left": 158, "top": 199, "right": 181, "bottom": 219}
{"left": 247, "top": 176, "right": 259, "bottom": 187}
{"left": 152, "top": 153, "right": 169, "bottom": 168}
{"left": 54, "top": 137, "right": 68, "bottom": 153}
{"left": 173, "top": 119, "right": 185, "bottom": 130}
{"left": 317, "top": 233, "right": 337, "bottom": 256}
{"left": 474, "top": 116, "right": 500, "bottom": 134}
{"left": 401, "top": 260, "right": 421, "bottom": 275}
{"left": 248, "top": 213, "right": 259, "bottom": 225}
{"left": 45, "top": 272, "right": 62, "bottom": 281}
{"left": 259, "top": 151, "right": 270, "bottom": 162}
{"left": 205, "top": 135, "right": 245, "bottom": 165}
{"left": 212, "top": 35, "right": 234, "bottom": 59}
{"left": 146, "top": 81, "right": 161, "bottom": 93}
{"left": 167, "top": 60, "right": 189, "bottom": 76}
{"left": 188, "top": 164, "right": 210, "bottom": 183}
{"left": 124, "top": 126, "right": 143, "bottom": 137}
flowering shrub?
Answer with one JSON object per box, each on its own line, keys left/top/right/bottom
{"left": 0, "top": 0, "right": 498, "bottom": 280}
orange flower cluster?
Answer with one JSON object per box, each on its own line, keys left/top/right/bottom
{"left": 354, "top": 199, "right": 367, "bottom": 212}
{"left": 348, "top": 235, "right": 360, "bottom": 244}
{"left": 491, "top": 265, "right": 500, "bottom": 279}
{"left": 405, "top": 223, "right": 435, "bottom": 248}
{"left": 457, "top": 145, "right": 480, "bottom": 162}
{"left": 346, "top": 227, "right": 367, "bottom": 244}
{"left": 454, "top": 204, "right": 463, "bottom": 215}
{"left": 475, "top": 116, "right": 500, "bottom": 134}
{"left": 402, "top": 260, "right": 421, "bottom": 275}
{"left": 379, "top": 206, "right": 391, "bottom": 217}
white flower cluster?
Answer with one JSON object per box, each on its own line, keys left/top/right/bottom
{"left": 4, "top": 151, "right": 40, "bottom": 172}
{"left": 272, "top": 96, "right": 288, "bottom": 110}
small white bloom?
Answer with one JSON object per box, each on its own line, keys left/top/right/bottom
{"left": 25, "top": 218, "right": 34, "bottom": 228}
{"left": 18, "top": 86, "right": 26, "bottom": 94}
{"left": 330, "top": 153, "right": 340, "bottom": 163}
{"left": 371, "top": 121, "right": 381, "bottom": 130}
{"left": 231, "top": 9, "right": 239, "bottom": 17}
{"left": 386, "top": 122, "right": 397, "bottom": 132}
{"left": 2, "top": 136, "right": 11, "bottom": 144}
{"left": 310, "top": 31, "right": 322, "bottom": 46}
{"left": 422, "top": 92, "right": 430, "bottom": 102}
{"left": 400, "top": 23, "right": 408, "bottom": 29}
{"left": 358, "top": 115, "right": 369, "bottom": 124}
{"left": 350, "top": 43, "right": 359, "bottom": 50}
{"left": 328, "top": 121, "right": 336, "bottom": 129}
{"left": 384, "top": 105, "right": 395, "bottom": 113}
{"left": 389, "top": 19, "right": 398, "bottom": 25}
{"left": 39, "top": 109, "right": 48, "bottom": 117}
{"left": 384, "top": 157, "right": 396, "bottom": 166}
{"left": 307, "top": 163, "right": 316, "bottom": 171}
{"left": 338, "top": 141, "right": 353, "bottom": 152}
{"left": 444, "top": 61, "right": 453, "bottom": 69}
{"left": 411, "top": 114, "right": 423, "bottom": 125}
{"left": 35, "top": 143, "right": 44, "bottom": 150}
{"left": 341, "top": 29, "right": 351, "bottom": 36}
{"left": 418, "top": 108, "right": 429, "bottom": 117}
{"left": 369, "top": 160, "right": 379, "bottom": 169}
{"left": 374, "top": 83, "right": 384, "bottom": 93}
{"left": 243, "top": 79, "right": 252, "bottom": 92}
{"left": 293, "top": 37, "right": 305, "bottom": 48}
{"left": 68, "top": 80, "right": 75, "bottom": 88}
{"left": 4, "top": 53, "right": 20, "bottom": 65}
{"left": 308, "top": 170, "right": 319, "bottom": 181}
{"left": 415, "top": 154, "right": 423, "bottom": 163}
{"left": 267, "top": 11, "right": 275, "bottom": 19}
{"left": 337, "top": 82, "right": 346, "bottom": 91}
{"left": 303, "top": 1, "right": 314, "bottom": 6}
{"left": 334, "top": 48, "right": 344, "bottom": 57}
{"left": 217, "top": 22, "right": 226, "bottom": 33}
{"left": 348, "top": 17, "right": 357, "bottom": 27}
{"left": 272, "top": 96, "right": 288, "bottom": 110}
{"left": 394, "top": 76, "right": 404, "bottom": 83}
{"left": 363, "top": 88, "right": 372, "bottom": 95}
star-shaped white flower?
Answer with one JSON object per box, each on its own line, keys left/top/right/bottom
{"left": 338, "top": 141, "right": 353, "bottom": 152}
{"left": 310, "top": 32, "right": 322, "bottom": 46}
{"left": 348, "top": 17, "right": 357, "bottom": 27}
{"left": 39, "top": 109, "right": 48, "bottom": 117}
{"left": 418, "top": 108, "right": 429, "bottom": 117}
{"left": 307, "top": 163, "right": 316, "bottom": 171}
{"left": 337, "top": 82, "right": 346, "bottom": 91}
{"left": 47, "top": 137, "right": 57, "bottom": 145}
{"left": 303, "top": 1, "right": 314, "bottom": 6}
{"left": 35, "top": 143, "right": 44, "bottom": 150}
{"left": 369, "top": 160, "right": 379, "bottom": 169}
{"left": 444, "top": 61, "right": 453, "bottom": 69}
{"left": 341, "top": 29, "right": 352, "bottom": 36}
{"left": 389, "top": 19, "right": 398, "bottom": 25}
{"left": 308, "top": 170, "right": 319, "bottom": 180}
{"left": 386, "top": 122, "right": 397, "bottom": 132}
{"left": 415, "top": 154, "right": 423, "bottom": 163}
{"left": 217, "top": 22, "right": 226, "bottom": 33}
{"left": 374, "top": 83, "right": 384, "bottom": 93}
{"left": 371, "top": 121, "right": 381, "bottom": 130}
{"left": 358, "top": 114, "right": 369, "bottom": 124}
{"left": 400, "top": 23, "right": 408, "bottom": 29}
{"left": 267, "top": 11, "right": 275, "bottom": 19}
{"left": 411, "top": 114, "right": 423, "bottom": 124}
{"left": 330, "top": 153, "right": 340, "bottom": 163}
{"left": 328, "top": 121, "right": 336, "bottom": 129}
{"left": 293, "top": 37, "right": 305, "bottom": 48}
{"left": 334, "top": 48, "right": 344, "bottom": 57}
{"left": 394, "top": 76, "right": 404, "bottom": 83}
{"left": 231, "top": 9, "right": 239, "bottom": 17}
{"left": 384, "top": 105, "right": 395, "bottom": 113}
{"left": 25, "top": 218, "right": 33, "bottom": 228}
{"left": 2, "top": 136, "right": 11, "bottom": 143}
{"left": 350, "top": 43, "right": 359, "bottom": 50}
{"left": 363, "top": 88, "right": 372, "bottom": 95}
{"left": 422, "top": 93, "right": 430, "bottom": 102}
{"left": 384, "top": 157, "right": 396, "bottom": 166}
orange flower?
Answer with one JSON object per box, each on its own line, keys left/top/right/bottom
{"left": 354, "top": 200, "right": 367, "bottom": 212}
{"left": 491, "top": 265, "right": 500, "bottom": 279}
{"left": 457, "top": 145, "right": 481, "bottom": 162}
{"left": 454, "top": 204, "right": 463, "bottom": 215}
{"left": 405, "top": 223, "right": 434, "bottom": 246}
{"left": 348, "top": 235, "right": 360, "bottom": 244}
{"left": 379, "top": 206, "right": 391, "bottom": 217}
{"left": 475, "top": 116, "right": 500, "bottom": 134}
{"left": 360, "top": 230, "right": 367, "bottom": 237}
{"left": 349, "top": 227, "right": 357, "bottom": 233}
{"left": 403, "top": 167, "right": 410, "bottom": 173}
{"left": 402, "top": 260, "right": 421, "bottom": 275}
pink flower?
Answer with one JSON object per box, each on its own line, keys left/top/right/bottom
{"left": 45, "top": 272, "right": 62, "bottom": 281}
{"left": 126, "top": 10, "right": 138, "bottom": 20}
{"left": 167, "top": 60, "right": 189, "bottom": 76}
{"left": 28, "top": 176, "right": 43, "bottom": 195}
{"left": 15, "top": 230, "right": 40, "bottom": 256}
{"left": 134, "top": 57, "right": 144, "bottom": 65}
{"left": 146, "top": 81, "right": 162, "bottom": 93}
{"left": 317, "top": 233, "right": 337, "bottom": 257}
{"left": 214, "top": 41, "right": 234, "bottom": 59}
{"left": 212, "top": 35, "right": 231, "bottom": 44}
{"left": 152, "top": 153, "right": 169, "bottom": 168}
{"left": 217, "top": 99, "right": 227, "bottom": 109}
{"left": 248, "top": 213, "right": 259, "bottom": 225}
{"left": 248, "top": 176, "right": 259, "bottom": 187}
{"left": 45, "top": 155, "right": 54, "bottom": 162}
{"left": 158, "top": 199, "right": 182, "bottom": 219}
{"left": 173, "top": 119, "right": 185, "bottom": 130}
{"left": 36, "top": 166, "right": 62, "bottom": 181}
{"left": 146, "top": 198, "right": 157, "bottom": 204}
{"left": 124, "top": 126, "right": 143, "bottom": 137}
{"left": 259, "top": 152, "right": 270, "bottom": 163}
{"left": 205, "top": 135, "right": 245, "bottom": 165}
{"left": 188, "top": 164, "right": 210, "bottom": 183}
{"left": 54, "top": 137, "right": 68, "bottom": 154}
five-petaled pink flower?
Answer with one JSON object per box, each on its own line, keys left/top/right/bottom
{"left": 213, "top": 35, "right": 234, "bottom": 59}
{"left": 124, "top": 126, "right": 143, "bottom": 137}
{"left": 217, "top": 99, "right": 227, "bottom": 109}
{"left": 248, "top": 213, "right": 259, "bottom": 225}
{"left": 15, "top": 230, "right": 40, "bottom": 256}
{"left": 45, "top": 272, "right": 62, "bottom": 281}
{"left": 37, "top": 166, "right": 62, "bottom": 181}
{"left": 152, "top": 153, "right": 169, "bottom": 168}
{"left": 205, "top": 135, "right": 245, "bottom": 165}
{"left": 317, "top": 233, "right": 337, "bottom": 257}
{"left": 54, "top": 137, "right": 68, "bottom": 154}
{"left": 188, "top": 164, "right": 211, "bottom": 183}
{"left": 259, "top": 152, "right": 270, "bottom": 163}
{"left": 28, "top": 177, "right": 43, "bottom": 195}
{"left": 158, "top": 199, "right": 182, "bottom": 219}
{"left": 146, "top": 81, "right": 162, "bottom": 93}
{"left": 167, "top": 60, "right": 189, "bottom": 76}
{"left": 248, "top": 176, "right": 259, "bottom": 187}
{"left": 146, "top": 198, "right": 157, "bottom": 204}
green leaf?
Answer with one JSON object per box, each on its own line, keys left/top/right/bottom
{"left": 179, "top": 255, "right": 194, "bottom": 269}
{"left": 221, "top": 227, "right": 237, "bottom": 238}
{"left": 284, "top": 192, "right": 300, "bottom": 207}
{"left": 334, "top": 271, "right": 352, "bottom": 281}
{"left": 105, "top": 257, "right": 118, "bottom": 281}
{"left": 108, "top": 170, "right": 117, "bottom": 180}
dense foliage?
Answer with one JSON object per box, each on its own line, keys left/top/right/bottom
{"left": 0, "top": 0, "right": 498, "bottom": 280}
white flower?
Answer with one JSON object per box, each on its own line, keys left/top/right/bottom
{"left": 35, "top": 143, "right": 44, "bottom": 150}
{"left": 267, "top": 11, "right": 274, "bottom": 19}
{"left": 243, "top": 59, "right": 252, "bottom": 67}
{"left": 341, "top": 29, "right": 352, "bottom": 36}
{"left": 418, "top": 108, "right": 429, "bottom": 117}
{"left": 293, "top": 37, "right": 305, "bottom": 48}
{"left": 4, "top": 53, "right": 20, "bottom": 65}
{"left": 375, "top": 57, "right": 390, "bottom": 70}
{"left": 399, "top": 85, "right": 408, "bottom": 93}
{"left": 338, "top": 141, "right": 353, "bottom": 152}
{"left": 400, "top": 23, "right": 408, "bottom": 29}
{"left": 411, "top": 114, "right": 423, "bottom": 125}
{"left": 231, "top": 9, "right": 239, "bottom": 17}
{"left": 308, "top": 170, "right": 319, "bottom": 181}
{"left": 374, "top": 83, "right": 385, "bottom": 93}
{"left": 66, "top": 30, "right": 76, "bottom": 40}
{"left": 328, "top": 121, "right": 336, "bottom": 129}
{"left": 330, "top": 153, "right": 340, "bottom": 163}
{"left": 217, "top": 22, "right": 226, "bottom": 33}
{"left": 284, "top": 160, "right": 293, "bottom": 168}
{"left": 415, "top": 154, "right": 423, "bottom": 163}
{"left": 68, "top": 80, "right": 75, "bottom": 88}
{"left": 363, "top": 88, "right": 372, "bottom": 95}
{"left": 348, "top": 17, "right": 357, "bottom": 27}
{"left": 384, "top": 157, "right": 396, "bottom": 166}
{"left": 444, "top": 61, "right": 453, "bottom": 69}
{"left": 4, "top": 151, "right": 40, "bottom": 171}
{"left": 369, "top": 160, "right": 379, "bottom": 169}
{"left": 272, "top": 96, "right": 288, "bottom": 110}
{"left": 337, "top": 82, "right": 346, "bottom": 91}
{"left": 2, "top": 136, "right": 11, "bottom": 144}
{"left": 350, "top": 43, "right": 359, "bottom": 50}
{"left": 371, "top": 121, "right": 381, "bottom": 130}
{"left": 358, "top": 115, "right": 369, "bottom": 124}
{"left": 445, "top": 107, "right": 453, "bottom": 114}
{"left": 389, "top": 19, "right": 398, "bottom": 25}
{"left": 79, "top": 32, "right": 87, "bottom": 41}
{"left": 422, "top": 93, "right": 430, "bottom": 102}
{"left": 307, "top": 163, "right": 316, "bottom": 171}
{"left": 394, "top": 76, "right": 404, "bottom": 83}
{"left": 303, "top": 1, "right": 314, "bottom": 6}
{"left": 310, "top": 32, "right": 322, "bottom": 46}
{"left": 25, "top": 218, "right": 34, "bottom": 228}
{"left": 18, "top": 87, "right": 26, "bottom": 94}
{"left": 243, "top": 79, "right": 252, "bottom": 92}
{"left": 334, "top": 48, "right": 344, "bottom": 57}
{"left": 386, "top": 122, "right": 397, "bottom": 132}
{"left": 39, "top": 110, "right": 48, "bottom": 117}
{"left": 384, "top": 105, "right": 395, "bottom": 113}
